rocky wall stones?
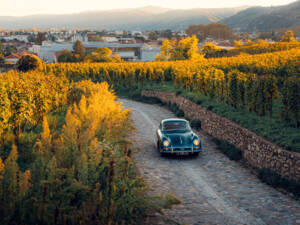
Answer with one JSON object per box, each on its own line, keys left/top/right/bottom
{"left": 142, "top": 90, "right": 300, "bottom": 182}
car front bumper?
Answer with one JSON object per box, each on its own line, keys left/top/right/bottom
{"left": 160, "top": 145, "right": 201, "bottom": 154}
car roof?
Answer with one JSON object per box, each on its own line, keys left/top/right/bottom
{"left": 161, "top": 118, "right": 188, "bottom": 124}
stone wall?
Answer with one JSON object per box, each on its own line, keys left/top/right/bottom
{"left": 142, "top": 90, "right": 300, "bottom": 182}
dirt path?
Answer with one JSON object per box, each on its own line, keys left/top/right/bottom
{"left": 119, "top": 98, "right": 300, "bottom": 225}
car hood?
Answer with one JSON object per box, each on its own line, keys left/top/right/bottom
{"left": 164, "top": 131, "right": 194, "bottom": 146}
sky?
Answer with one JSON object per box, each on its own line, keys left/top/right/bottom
{"left": 0, "top": 0, "right": 297, "bottom": 16}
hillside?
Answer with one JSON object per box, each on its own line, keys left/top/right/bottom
{"left": 0, "top": 6, "right": 246, "bottom": 30}
{"left": 222, "top": 0, "right": 300, "bottom": 32}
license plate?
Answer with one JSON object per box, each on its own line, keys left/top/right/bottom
{"left": 178, "top": 152, "right": 188, "bottom": 155}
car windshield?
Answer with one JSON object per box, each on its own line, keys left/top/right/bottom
{"left": 163, "top": 121, "right": 189, "bottom": 131}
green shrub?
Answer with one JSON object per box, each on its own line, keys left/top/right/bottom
{"left": 175, "top": 90, "right": 182, "bottom": 96}
{"left": 190, "top": 119, "right": 201, "bottom": 130}
{"left": 161, "top": 193, "right": 182, "bottom": 209}
{"left": 207, "top": 105, "right": 214, "bottom": 111}
{"left": 196, "top": 99, "right": 203, "bottom": 105}
{"left": 258, "top": 168, "right": 300, "bottom": 198}
{"left": 175, "top": 109, "right": 184, "bottom": 117}
{"left": 258, "top": 168, "right": 281, "bottom": 187}
{"left": 16, "top": 54, "right": 43, "bottom": 72}
{"left": 167, "top": 103, "right": 184, "bottom": 118}
{"left": 212, "top": 138, "right": 242, "bottom": 160}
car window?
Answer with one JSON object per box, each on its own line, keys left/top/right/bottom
{"left": 163, "top": 121, "right": 189, "bottom": 131}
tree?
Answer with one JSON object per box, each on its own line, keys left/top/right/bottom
{"left": 234, "top": 40, "right": 242, "bottom": 48}
{"left": 281, "top": 30, "right": 295, "bottom": 42}
{"left": 16, "top": 54, "right": 43, "bottom": 72}
{"left": 258, "top": 32, "right": 273, "bottom": 40}
{"left": 160, "top": 29, "right": 173, "bottom": 39}
{"left": 0, "top": 42, "right": 4, "bottom": 63}
{"left": 57, "top": 49, "right": 73, "bottom": 62}
{"left": 148, "top": 31, "right": 158, "bottom": 40}
{"left": 3, "top": 45, "right": 17, "bottom": 57}
{"left": 85, "top": 47, "right": 122, "bottom": 62}
{"left": 35, "top": 32, "right": 46, "bottom": 45}
{"left": 185, "top": 23, "right": 236, "bottom": 41}
{"left": 155, "top": 39, "right": 172, "bottom": 61}
{"left": 27, "top": 34, "right": 36, "bottom": 43}
{"left": 0, "top": 52, "right": 4, "bottom": 63}
{"left": 112, "top": 53, "right": 122, "bottom": 62}
{"left": 155, "top": 36, "right": 202, "bottom": 61}
{"left": 240, "top": 32, "right": 251, "bottom": 41}
{"left": 201, "top": 42, "right": 221, "bottom": 55}
{"left": 0, "top": 42, "right": 3, "bottom": 55}
{"left": 73, "top": 40, "right": 85, "bottom": 60}
{"left": 185, "top": 36, "right": 202, "bottom": 60}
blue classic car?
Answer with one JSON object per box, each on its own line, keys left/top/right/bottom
{"left": 156, "top": 118, "right": 201, "bottom": 156}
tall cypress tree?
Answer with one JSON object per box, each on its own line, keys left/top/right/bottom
{"left": 73, "top": 40, "right": 85, "bottom": 61}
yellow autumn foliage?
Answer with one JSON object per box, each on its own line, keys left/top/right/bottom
{"left": 0, "top": 71, "right": 69, "bottom": 140}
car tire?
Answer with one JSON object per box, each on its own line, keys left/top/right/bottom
{"left": 157, "top": 141, "right": 160, "bottom": 150}
{"left": 160, "top": 152, "right": 166, "bottom": 157}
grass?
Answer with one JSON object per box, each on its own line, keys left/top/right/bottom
{"left": 160, "top": 193, "right": 182, "bottom": 209}
{"left": 116, "top": 82, "right": 299, "bottom": 153}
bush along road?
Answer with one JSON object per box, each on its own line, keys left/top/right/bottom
{"left": 120, "top": 98, "right": 300, "bottom": 225}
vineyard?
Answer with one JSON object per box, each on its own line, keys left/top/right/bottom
{"left": 0, "top": 72, "right": 167, "bottom": 225}
{"left": 203, "top": 39, "right": 300, "bottom": 58}
{"left": 0, "top": 40, "right": 299, "bottom": 224}
{"left": 44, "top": 47, "right": 300, "bottom": 126}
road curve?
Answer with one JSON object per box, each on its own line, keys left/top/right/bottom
{"left": 119, "top": 98, "right": 300, "bottom": 225}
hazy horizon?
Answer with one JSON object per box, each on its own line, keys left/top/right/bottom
{"left": 0, "top": 0, "right": 297, "bottom": 16}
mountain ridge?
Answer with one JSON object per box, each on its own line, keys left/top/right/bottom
{"left": 0, "top": 5, "right": 248, "bottom": 30}
{"left": 221, "top": 0, "right": 300, "bottom": 32}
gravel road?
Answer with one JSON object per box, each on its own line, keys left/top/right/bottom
{"left": 119, "top": 98, "right": 300, "bottom": 225}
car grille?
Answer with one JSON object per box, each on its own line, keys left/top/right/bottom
{"left": 171, "top": 137, "right": 182, "bottom": 145}
{"left": 173, "top": 148, "right": 192, "bottom": 151}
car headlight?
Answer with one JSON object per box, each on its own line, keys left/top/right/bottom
{"left": 163, "top": 140, "right": 169, "bottom": 147}
{"left": 193, "top": 139, "right": 199, "bottom": 146}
